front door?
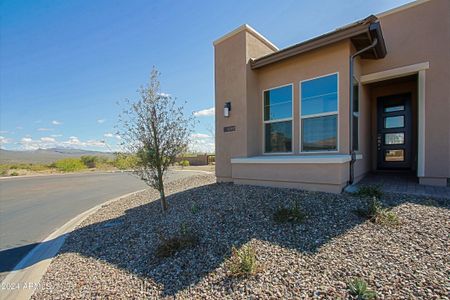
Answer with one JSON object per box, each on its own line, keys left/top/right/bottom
{"left": 377, "top": 93, "right": 412, "bottom": 170}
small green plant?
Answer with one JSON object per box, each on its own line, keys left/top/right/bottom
{"left": 10, "top": 171, "right": 19, "bottom": 176}
{"left": 180, "top": 160, "right": 190, "bottom": 168}
{"left": 155, "top": 223, "right": 199, "bottom": 258}
{"left": 348, "top": 278, "right": 376, "bottom": 299}
{"left": 227, "top": 244, "right": 259, "bottom": 277}
{"left": 356, "top": 185, "right": 383, "bottom": 199}
{"left": 54, "top": 158, "right": 86, "bottom": 172}
{"left": 357, "top": 197, "right": 399, "bottom": 226}
{"left": 190, "top": 202, "right": 200, "bottom": 214}
{"left": 273, "top": 201, "right": 305, "bottom": 224}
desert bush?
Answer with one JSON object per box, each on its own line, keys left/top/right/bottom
{"left": 356, "top": 185, "right": 383, "bottom": 199}
{"left": 10, "top": 171, "right": 19, "bottom": 176}
{"left": 180, "top": 160, "right": 190, "bottom": 168}
{"left": 54, "top": 158, "right": 86, "bottom": 172}
{"left": 348, "top": 278, "right": 376, "bottom": 299}
{"left": 80, "top": 156, "right": 99, "bottom": 168}
{"left": 357, "top": 196, "right": 399, "bottom": 226}
{"left": 155, "top": 223, "right": 199, "bottom": 258}
{"left": 273, "top": 201, "right": 305, "bottom": 224}
{"left": 227, "top": 244, "right": 259, "bottom": 277}
{"left": 113, "top": 154, "right": 137, "bottom": 170}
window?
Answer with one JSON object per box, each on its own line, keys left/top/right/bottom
{"left": 263, "top": 85, "right": 292, "bottom": 153}
{"left": 384, "top": 116, "right": 404, "bottom": 128}
{"left": 352, "top": 77, "right": 359, "bottom": 151}
{"left": 301, "top": 73, "right": 338, "bottom": 151}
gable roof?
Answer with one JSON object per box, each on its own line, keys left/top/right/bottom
{"left": 251, "top": 15, "right": 386, "bottom": 69}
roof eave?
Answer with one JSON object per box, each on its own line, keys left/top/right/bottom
{"left": 251, "top": 17, "right": 386, "bottom": 70}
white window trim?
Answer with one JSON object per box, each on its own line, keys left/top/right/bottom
{"left": 262, "top": 83, "right": 294, "bottom": 155}
{"left": 299, "top": 72, "right": 339, "bottom": 153}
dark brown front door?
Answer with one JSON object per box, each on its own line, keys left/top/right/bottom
{"left": 377, "top": 93, "right": 412, "bottom": 170}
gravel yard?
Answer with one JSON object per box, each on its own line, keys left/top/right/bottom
{"left": 32, "top": 174, "right": 449, "bottom": 299}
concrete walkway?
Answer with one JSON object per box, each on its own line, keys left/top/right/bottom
{"left": 357, "top": 173, "right": 450, "bottom": 199}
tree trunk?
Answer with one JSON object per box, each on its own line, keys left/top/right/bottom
{"left": 160, "top": 189, "right": 168, "bottom": 211}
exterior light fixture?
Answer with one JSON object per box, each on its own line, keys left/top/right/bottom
{"left": 224, "top": 101, "right": 231, "bottom": 117}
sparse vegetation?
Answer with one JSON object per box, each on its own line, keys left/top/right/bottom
{"left": 357, "top": 196, "right": 400, "bottom": 226}
{"left": 10, "top": 171, "right": 19, "bottom": 176}
{"left": 54, "top": 158, "right": 86, "bottom": 172}
{"left": 273, "top": 201, "right": 305, "bottom": 224}
{"left": 191, "top": 202, "right": 200, "bottom": 214}
{"left": 356, "top": 185, "right": 383, "bottom": 199}
{"left": 348, "top": 278, "right": 377, "bottom": 299}
{"left": 227, "top": 244, "right": 259, "bottom": 277}
{"left": 113, "top": 153, "right": 137, "bottom": 170}
{"left": 155, "top": 223, "right": 199, "bottom": 258}
{"left": 180, "top": 160, "right": 190, "bottom": 168}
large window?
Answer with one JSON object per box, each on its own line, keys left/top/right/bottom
{"left": 301, "top": 73, "right": 338, "bottom": 152}
{"left": 263, "top": 84, "right": 293, "bottom": 153}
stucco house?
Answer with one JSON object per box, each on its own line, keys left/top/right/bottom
{"left": 214, "top": 0, "right": 449, "bottom": 193}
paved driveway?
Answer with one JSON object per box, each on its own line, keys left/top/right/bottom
{"left": 0, "top": 170, "right": 201, "bottom": 277}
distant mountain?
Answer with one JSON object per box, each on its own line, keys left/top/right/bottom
{"left": 0, "top": 148, "right": 115, "bottom": 164}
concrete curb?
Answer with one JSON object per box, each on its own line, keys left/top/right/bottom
{"left": 0, "top": 170, "right": 132, "bottom": 181}
{"left": 0, "top": 188, "right": 146, "bottom": 300}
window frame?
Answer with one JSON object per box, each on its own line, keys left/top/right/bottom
{"left": 299, "top": 72, "right": 339, "bottom": 153}
{"left": 262, "top": 83, "right": 294, "bottom": 155}
{"left": 352, "top": 76, "right": 360, "bottom": 152}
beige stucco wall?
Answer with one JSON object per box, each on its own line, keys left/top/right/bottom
{"left": 232, "top": 162, "right": 349, "bottom": 193}
{"left": 214, "top": 0, "right": 449, "bottom": 191}
{"left": 364, "top": 0, "right": 450, "bottom": 180}
{"left": 214, "top": 29, "right": 275, "bottom": 181}
{"left": 254, "top": 41, "right": 352, "bottom": 155}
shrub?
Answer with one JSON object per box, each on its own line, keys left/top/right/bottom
{"left": 227, "top": 244, "right": 259, "bottom": 277}
{"left": 113, "top": 154, "right": 137, "bottom": 170}
{"left": 180, "top": 160, "right": 190, "bottom": 168}
{"left": 356, "top": 185, "right": 383, "bottom": 199}
{"left": 348, "top": 278, "right": 376, "bottom": 300}
{"left": 10, "top": 171, "right": 19, "bottom": 176}
{"left": 273, "top": 201, "right": 305, "bottom": 224}
{"left": 357, "top": 196, "right": 399, "bottom": 226}
{"left": 155, "top": 223, "right": 199, "bottom": 258}
{"left": 190, "top": 203, "right": 200, "bottom": 214}
{"left": 80, "top": 156, "right": 99, "bottom": 168}
{"left": 54, "top": 158, "right": 86, "bottom": 172}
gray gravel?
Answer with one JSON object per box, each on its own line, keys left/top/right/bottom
{"left": 32, "top": 174, "right": 449, "bottom": 299}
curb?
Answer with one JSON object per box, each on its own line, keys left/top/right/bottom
{"left": 0, "top": 188, "right": 146, "bottom": 300}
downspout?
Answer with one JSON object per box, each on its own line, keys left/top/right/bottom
{"left": 348, "top": 37, "right": 378, "bottom": 185}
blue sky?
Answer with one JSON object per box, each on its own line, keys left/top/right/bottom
{"left": 0, "top": 0, "right": 412, "bottom": 153}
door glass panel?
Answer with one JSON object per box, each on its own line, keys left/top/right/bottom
{"left": 385, "top": 105, "right": 404, "bottom": 112}
{"left": 385, "top": 133, "right": 404, "bottom": 145}
{"left": 385, "top": 116, "right": 404, "bottom": 128}
{"left": 385, "top": 149, "right": 404, "bottom": 161}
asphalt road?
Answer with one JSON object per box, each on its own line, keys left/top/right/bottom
{"left": 0, "top": 170, "right": 200, "bottom": 276}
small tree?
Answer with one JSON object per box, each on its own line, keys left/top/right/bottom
{"left": 118, "top": 68, "right": 194, "bottom": 211}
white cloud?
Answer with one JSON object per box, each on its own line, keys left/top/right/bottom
{"left": 18, "top": 136, "right": 106, "bottom": 151}
{"left": 97, "top": 119, "right": 106, "bottom": 124}
{"left": 51, "top": 134, "right": 62, "bottom": 137}
{"left": 37, "top": 127, "right": 53, "bottom": 132}
{"left": 191, "top": 133, "right": 210, "bottom": 139}
{"left": 52, "top": 120, "right": 62, "bottom": 125}
{"left": 104, "top": 133, "right": 121, "bottom": 140}
{"left": 189, "top": 132, "right": 215, "bottom": 153}
{"left": 0, "top": 136, "right": 12, "bottom": 144}
{"left": 40, "top": 137, "right": 56, "bottom": 142}
{"left": 158, "top": 92, "right": 171, "bottom": 97}
{"left": 0, "top": 130, "right": 9, "bottom": 134}
{"left": 193, "top": 107, "right": 215, "bottom": 117}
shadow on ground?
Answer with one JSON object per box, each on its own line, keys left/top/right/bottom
{"left": 2, "top": 181, "right": 449, "bottom": 296}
